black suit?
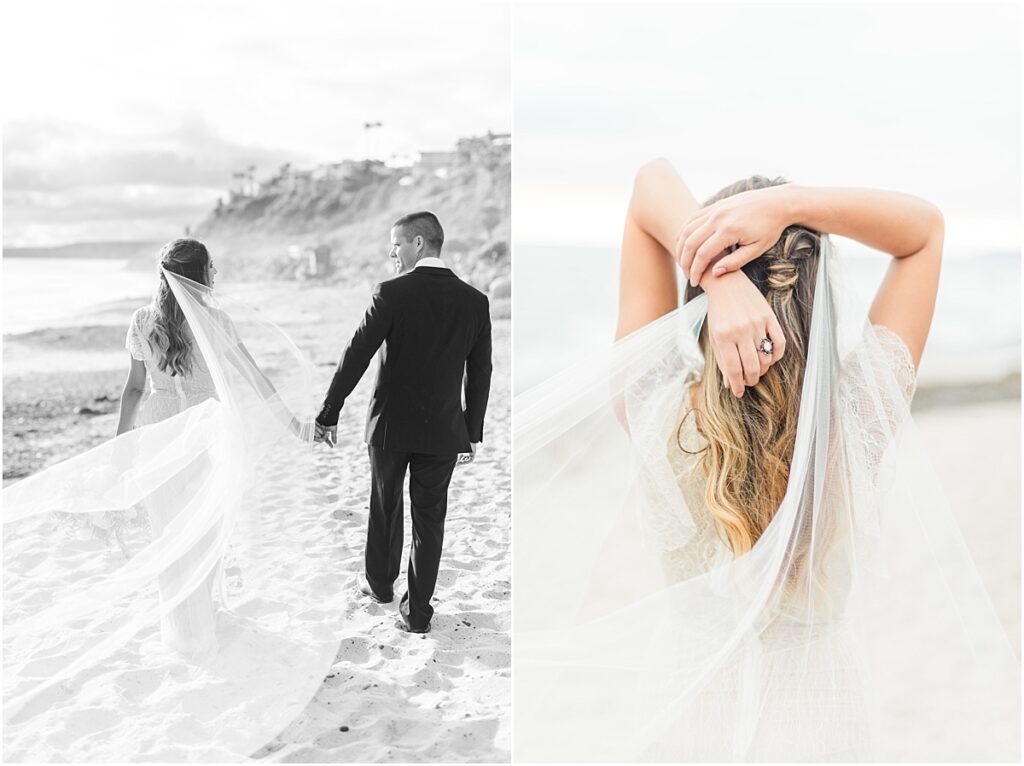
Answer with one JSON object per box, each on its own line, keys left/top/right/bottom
{"left": 317, "top": 265, "right": 492, "bottom": 629}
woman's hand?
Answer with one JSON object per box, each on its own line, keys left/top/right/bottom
{"left": 702, "top": 270, "right": 786, "bottom": 397}
{"left": 675, "top": 185, "right": 793, "bottom": 288}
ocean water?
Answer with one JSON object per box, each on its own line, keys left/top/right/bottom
{"left": 3, "top": 249, "right": 1019, "bottom": 391}
{"left": 514, "top": 245, "right": 1021, "bottom": 392}
{"left": 2, "top": 258, "right": 155, "bottom": 335}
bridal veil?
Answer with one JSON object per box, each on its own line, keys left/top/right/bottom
{"left": 3, "top": 271, "right": 346, "bottom": 761}
{"left": 514, "top": 238, "right": 1020, "bottom": 761}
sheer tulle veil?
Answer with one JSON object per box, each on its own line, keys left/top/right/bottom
{"left": 513, "top": 237, "right": 1020, "bottom": 761}
{"left": 3, "top": 270, "right": 348, "bottom": 761}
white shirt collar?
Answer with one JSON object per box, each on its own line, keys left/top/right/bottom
{"left": 413, "top": 256, "right": 447, "bottom": 270}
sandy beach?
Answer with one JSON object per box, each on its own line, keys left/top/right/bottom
{"left": 2, "top": 279, "right": 511, "bottom": 762}
{"left": 913, "top": 398, "right": 1021, "bottom": 653}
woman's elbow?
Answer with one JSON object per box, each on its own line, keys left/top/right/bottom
{"left": 923, "top": 201, "right": 945, "bottom": 255}
{"left": 900, "top": 198, "right": 944, "bottom": 259}
{"left": 633, "top": 157, "right": 673, "bottom": 191}
{"left": 932, "top": 203, "right": 945, "bottom": 237}
{"left": 630, "top": 157, "right": 673, "bottom": 219}
{"left": 121, "top": 375, "right": 146, "bottom": 397}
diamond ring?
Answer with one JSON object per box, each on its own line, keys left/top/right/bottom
{"left": 759, "top": 336, "right": 773, "bottom": 355}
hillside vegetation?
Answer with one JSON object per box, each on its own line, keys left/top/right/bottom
{"left": 194, "top": 134, "right": 510, "bottom": 295}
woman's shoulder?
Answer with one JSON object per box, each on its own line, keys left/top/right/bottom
{"left": 839, "top": 321, "right": 918, "bottom": 408}
{"left": 130, "top": 304, "right": 155, "bottom": 326}
{"left": 126, "top": 304, "right": 156, "bottom": 361}
{"left": 866, "top": 322, "right": 914, "bottom": 355}
{"left": 865, "top": 322, "right": 918, "bottom": 400}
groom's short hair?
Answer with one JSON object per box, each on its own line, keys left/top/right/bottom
{"left": 393, "top": 211, "right": 444, "bottom": 255}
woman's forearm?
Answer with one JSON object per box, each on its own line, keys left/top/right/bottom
{"left": 782, "top": 184, "right": 944, "bottom": 258}
{"left": 616, "top": 159, "right": 703, "bottom": 340}
{"left": 115, "top": 387, "right": 144, "bottom": 436}
{"left": 629, "top": 158, "right": 701, "bottom": 252}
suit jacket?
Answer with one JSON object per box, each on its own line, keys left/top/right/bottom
{"left": 316, "top": 266, "right": 492, "bottom": 455}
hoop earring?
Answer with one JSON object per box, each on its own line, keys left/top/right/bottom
{"left": 676, "top": 406, "right": 707, "bottom": 456}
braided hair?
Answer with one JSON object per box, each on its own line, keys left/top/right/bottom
{"left": 677, "top": 176, "right": 822, "bottom": 556}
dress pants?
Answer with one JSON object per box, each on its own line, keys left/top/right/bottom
{"left": 365, "top": 445, "right": 458, "bottom": 629}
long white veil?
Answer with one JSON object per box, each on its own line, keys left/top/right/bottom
{"left": 3, "top": 271, "right": 347, "bottom": 761}
{"left": 513, "top": 238, "right": 1020, "bottom": 761}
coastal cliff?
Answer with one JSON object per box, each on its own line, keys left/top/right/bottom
{"left": 194, "top": 133, "right": 511, "bottom": 293}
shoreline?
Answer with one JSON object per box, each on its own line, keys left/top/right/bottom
{"left": 2, "top": 317, "right": 513, "bottom": 484}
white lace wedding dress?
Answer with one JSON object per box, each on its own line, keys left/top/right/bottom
{"left": 124, "top": 304, "right": 231, "bottom": 660}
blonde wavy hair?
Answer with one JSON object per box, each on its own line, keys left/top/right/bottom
{"left": 680, "top": 176, "right": 822, "bottom": 557}
{"left": 149, "top": 238, "right": 211, "bottom": 377}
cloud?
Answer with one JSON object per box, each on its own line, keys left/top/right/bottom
{"left": 2, "top": 118, "right": 314, "bottom": 245}
{"left": 4, "top": 118, "right": 311, "bottom": 192}
{"left": 4, "top": 184, "right": 224, "bottom": 246}
{"left": 1, "top": 2, "right": 511, "bottom": 246}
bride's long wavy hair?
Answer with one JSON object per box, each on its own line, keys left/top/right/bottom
{"left": 149, "top": 238, "right": 211, "bottom": 377}
{"left": 679, "top": 176, "right": 823, "bottom": 557}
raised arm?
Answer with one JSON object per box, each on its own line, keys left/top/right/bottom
{"left": 679, "top": 184, "right": 944, "bottom": 366}
{"left": 616, "top": 158, "right": 701, "bottom": 340}
{"left": 788, "top": 186, "right": 942, "bottom": 367}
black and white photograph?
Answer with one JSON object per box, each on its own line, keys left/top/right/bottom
{"left": 2, "top": 1, "right": 511, "bottom": 761}
{"left": 513, "top": 2, "right": 1020, "bottom": 762}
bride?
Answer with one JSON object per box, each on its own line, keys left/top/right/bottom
{"left": 514, "top": 159, "right": 1019, "bottom": 761}
{"left": 3, "top": 239, "right": 347, "bottom": 761}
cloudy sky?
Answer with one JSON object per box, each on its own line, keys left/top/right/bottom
{"left": 3, "top": 1, "right": 511, "bottom": 247}
{"left": 515, "top": 2, "right": 1020, "bottom": 255}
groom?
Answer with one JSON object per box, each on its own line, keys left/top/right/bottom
{"left": 314, "top": 211, "right": 492, "bottom": 634}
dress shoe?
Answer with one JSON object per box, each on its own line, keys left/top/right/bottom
{"left": 396, "top": 612, "right": 430, "bottom": 634}
{"left": 397, "top": 596, "right": 430, "bottom": 633}
{"left": 356, "top": 573, "right": 392, "bottom": 604}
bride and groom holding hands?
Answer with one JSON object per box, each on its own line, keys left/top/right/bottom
{"left": 111, "top": 209, "right": 491, "bottom": 640}
{"left": 1, "top": 209, "right": 493, "bottom": 760}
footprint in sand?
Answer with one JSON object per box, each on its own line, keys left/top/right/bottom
{"left": 449, "top": 611, "right": 503, "bottom": 633}
{"left": 409, "top": 666, "right": 448, "bottom": 692}
{"left": 334, "top": 637, "right": 372, "bottom": 664}
{"left": 331, "top": 507, "right": 363, "bottom": 520}
{"left": 479, "top": 587, "right": 510, "bottom": 601}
